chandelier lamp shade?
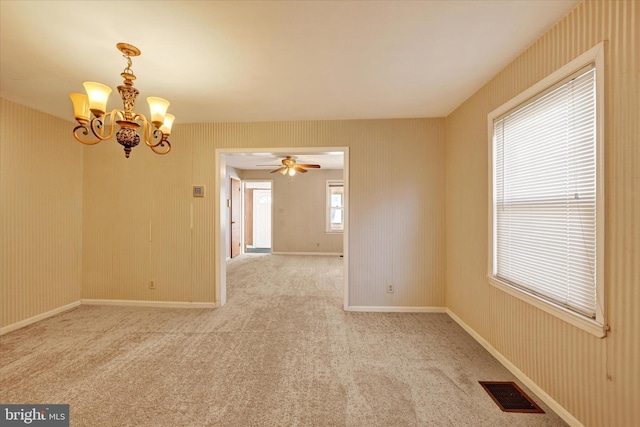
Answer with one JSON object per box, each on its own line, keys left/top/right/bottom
{"left": 69, "top": 43, "right": 174, "bottom": 158}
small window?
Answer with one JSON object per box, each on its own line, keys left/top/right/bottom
{"left": 488, "top": 43, "right": 606, "bottom": 337}
{"left": 326, "top": 180, "right": 344, "bottom": 233}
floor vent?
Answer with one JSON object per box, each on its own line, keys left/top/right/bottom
{"left": 246, "top": 248, "right": 271, "bottom": 254}
{"left": 479, "top": 381, "right": 545, "bottom": 413}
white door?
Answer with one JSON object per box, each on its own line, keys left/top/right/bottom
{"left": 253, "top": 189, "right": 272, "bottom": 248}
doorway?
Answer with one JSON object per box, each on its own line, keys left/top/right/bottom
{"left": 244, "top": 181, "right": 272, "bottom": 253}
{"left": 215, "top": 147, "right": 349, "bottom": 309}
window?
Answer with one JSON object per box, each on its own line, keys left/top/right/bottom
{"left": 326, "top": 180, "right": 344, "bottom": 233}
{"left": 488, "top": 43, "right": 606, "bottom": 337}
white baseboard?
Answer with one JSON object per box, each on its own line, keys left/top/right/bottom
{"left": 270, "top": 252, "right": 343, "bottom": 256}
{"left": 445, "top": 308, "right": 584, "bottom": 427}
{"left": 347, "top": 306, "right": 447, "bottom": 313}
{"left": 81, "top": 299, "right": 218, "bottom": 309}
{"left": 0, "top": 300, "right": 81, "bottom": 335}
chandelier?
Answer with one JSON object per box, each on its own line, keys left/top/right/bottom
{"left": 69, "top": 43, "right": 174, "bottom": 158}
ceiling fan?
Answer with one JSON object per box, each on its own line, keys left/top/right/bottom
{"left": 258, "top": 156, "right": 321, "bottom": 176}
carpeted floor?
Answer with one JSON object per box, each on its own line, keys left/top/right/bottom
{"left": 0, "top": 254, "right": 567, "bottom": 426}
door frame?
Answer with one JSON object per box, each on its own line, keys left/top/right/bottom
{"left": 214, "top": 147, "right": 349, "bottom": 309}
{"left": 230, "top": 177, "right": 241, "bottom": 258}
{"left": 243, "top": 180, "right": 273, "bottom": 252}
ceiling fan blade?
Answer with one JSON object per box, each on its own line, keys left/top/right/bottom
{"left": 270, "top": 167, "right": 285, "bottom": 174}
{"left": 293, "top": 165, "right": 308, "bottom": 173}
{"left": 296, "top": 164, "right": 321, "bottom": 168}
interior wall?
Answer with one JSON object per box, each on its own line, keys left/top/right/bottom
{"left": 0, "top": 98, "right": 83, "bottom": 329}
{"left": 81, "top": 125, "right": 196, "bottom": 302}
{"left": 445, "top": 1, "right": 638, "bottom": 426}
{"left": 82, "top": 118, "right": 445, "bottom": 308}
{"left": 240, "top": 169, "right": 343, "bottom": 254}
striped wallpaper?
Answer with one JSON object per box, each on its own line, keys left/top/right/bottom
{"left": 81, "top": 118, "right": 447, "bottom": 308}
{"left": 445, "top": 1, "right": 638, "bottom": 426}
{"left": 0, "top": 99, "right": 83, "bottom": 329}
{"left": 2, "top": 1, "right": 636, "bottom": 424}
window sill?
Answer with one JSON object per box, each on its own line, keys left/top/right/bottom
{"left": 325, "top": 230, "right": 343, "bottom": 235}
{"left": 487, "top": 276, "right": 608, "bottom": 338}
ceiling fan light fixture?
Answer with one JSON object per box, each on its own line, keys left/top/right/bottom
{"left": 268, "top": 156, "right": 321, "bottom": 176}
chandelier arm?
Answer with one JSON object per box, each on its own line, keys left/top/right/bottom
{"left": 150, "top": 139, "right": 171, "bottom": 155}
{"left": 136, "top": 114, "right": 165, "bottom": 148}
{"left": 89, "top": 110, "right": 121, "bottom": 141}
{"left": 72, "top": 124, "right": 102, "bottom": 145}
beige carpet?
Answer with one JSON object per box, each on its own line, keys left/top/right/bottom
{"left": 0, "top": 254, "right": 567, "bottom": 426}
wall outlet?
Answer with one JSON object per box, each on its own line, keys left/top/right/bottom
{"left": 149, "top": 280, "right": 156, "bottom": 290}
{"left": 387, "top": 284, "right": 394, "bottom": 293}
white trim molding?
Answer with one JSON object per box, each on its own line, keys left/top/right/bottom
{"left": 0, "top": 300, "right": 81, "bottom": 335}
{"left": 488, "top": 276, "right": 608, "bottom": 338}
{"left": 270, "top": 252, "right": 342, "bottom": 256}
{"left": 446, "top": 308, "right": 585, "bottom": 427}
{"left": 347, "top": 306, "right": 446, "bottom": 313}
{"left": 81, "top": 299, "right": 218, "bottom": 309}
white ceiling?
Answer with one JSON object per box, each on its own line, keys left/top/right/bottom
{"left": 1, "top": 0, "right": 578, "bottom": 126}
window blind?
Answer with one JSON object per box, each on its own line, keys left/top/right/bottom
{"left": 493, "top": 65, "right": 597, "bottom": 318}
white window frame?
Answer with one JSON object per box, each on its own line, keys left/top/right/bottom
{"left": 487, "top": 42, "right": 607, "bottom": 338}
{"left": 326, "top": 180, "right": 344, "bottom": 233}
